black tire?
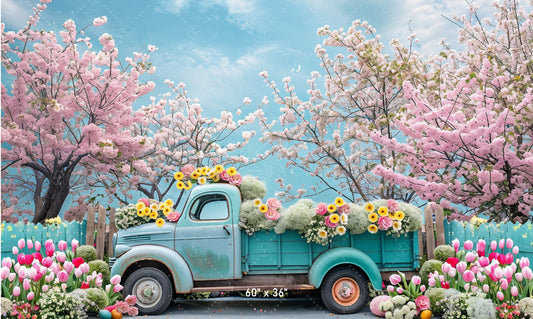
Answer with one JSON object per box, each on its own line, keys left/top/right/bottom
{"left": 320, "top": 266, "right": 369, "bottom": 314}
{"left": 123, "top": 267, "right": 173, "bottom": 315}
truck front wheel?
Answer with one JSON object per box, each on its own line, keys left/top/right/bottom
{"left": 320, "top": 267, "right": 369, "bottom": 314}
{"left": 124, "top": 267, "right": 173, "bottom": 315}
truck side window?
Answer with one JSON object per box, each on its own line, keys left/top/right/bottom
{"left": 190, "top": 194, "right": 229, "bottom": 221}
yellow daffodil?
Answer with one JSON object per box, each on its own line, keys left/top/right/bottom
{"left": 259, "top": 204, "right": 269, "bottom": 213}
{"left": 174, "top": 172, "right": 184, "bottom": 180}
{"left": 176, "top": 181, "right": 185, "bottom": 190}
{"left": 327, "top": 204, "right": 337, "bottom": 213}
{"left": 143, "top": 207, "right": 151, "bottom": 215}
{"left": 378, "top": 206, "right": 388, "bottom": 216}
{"left": 329, "top": 213, "right": 340, "bottom": 224}
{"left": 368, "top": 212, "right": 378, "bottom": 223}
{"left": 368, "top": 224, "right": 378, "bottom": 234}
{"left": 149, "top": 211, "right": 158, "bottom": 219}
{"left": 335, "top": 197, "right": 345, "bottom": 207}
{"left": 395, "top": 211, "right": 405, "bottom": 221}
{"left": 318, "top": 229, "right": 328, "bottom": 239}
{"left": 200, "top": 166, "right": 209, "bottom": 175}
{"left": 163, "top": 206, "right": 172, "bottom": 216}
{"left": 227, "top": 167, "right": 237, "bottom": 176}
{"left": 393, "top": 221, "right": 401, "bottom": 231}
{"left": 365, "top": 203, "right": 375, "bottom": 212}
{"left": 253, "top": 198, "right": 262, "bottom": 207}
{"left": 156, "top": 218, "right": 165, "bottom": 227}
{"left": 198, "top": 176, "right": 207, "bottom": 185}
{"left": 190, "top": 171, "right": 200, "bottom": 179}
{"left": 165, "top": 199, "right": 174, "bottom": 207}
{"left": 214, "top": 165, "right": 224, "bottom": 173}
{"left": 336, "top": 226, "right": 346, "bottom": 236}
{"left": 135, "top": 202, "right": 145, "bottom": 211}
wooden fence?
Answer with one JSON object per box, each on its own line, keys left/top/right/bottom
{"left": 419, "top": 204, "right": 533, "bottom": 261}
{"left": 1, "top": 205, "right": 118, "bottom": 261}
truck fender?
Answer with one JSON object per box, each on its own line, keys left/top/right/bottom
{"left": 308, "top": 247, "right": 382, "bottom": 291}
{"left": 110, "top": 245, "right": 193, "bottom": 293}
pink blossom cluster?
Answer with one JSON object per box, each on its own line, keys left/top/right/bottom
{"left": 427, "top": 238, "right": 532, "bottom": 304}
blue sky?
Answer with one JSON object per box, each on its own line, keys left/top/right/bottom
{"left": 1, "top": 0, "right": 499, "bottom": 204}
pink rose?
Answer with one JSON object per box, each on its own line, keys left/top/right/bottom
{"left": 266, "top": 198, "right": 282, "bottom": 210}
{"left": 138, "top": 198, "right": 150, "bottom": 206}
{"left": 219, "top": 170, "right": 230, "bottom": 181}
{"left": 125, "top": 295, "right": 137, "bottom": 306}
{"left": 389, "top": 274, "right": 402, "bottom": 285}
{"left": 324, "top": 215, "right": 338, "bottom": 228}
{"left": 337, "top": 204, "right": 351, "bottom": 214}
{"left": 166, "top": 211, "right": 181, "bottom": 222}
{"left": 128, "top": 307, "right": 139, "bottom": 316}
{"left": 386, "top": 199, "right": 399, "bottom": 212}
{"left": 415, "top": 295, "right": 430, "bottom": 311}
{"left": 229, "top": 173, "right": 243, "bottom": 186}
{"left": 180, "top": 164, "right": 195, "bottom": 177}
{"left": 265, "top": 209, "right": 280, "bottom": 221}
{"left": 315, "top": 203, "right": 328, "bottom": 215}
{"left": 377, "top": 216, "right": 393, "bottom": 230}
{"left": 115, "top": 301, "right": 130, "bottom": 313}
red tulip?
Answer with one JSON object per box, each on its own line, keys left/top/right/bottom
{"left": 72, "top": 257, "right": 84, "bottom": 268}
{"left": 81, "top": 281, "right": 90, "bottom": 289}
{"left": 447, "top": 257, "right": 459, "bottom": 268}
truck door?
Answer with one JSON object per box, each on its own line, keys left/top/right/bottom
{"left": 174, "top": 193, "right": 239, "bottom": 280}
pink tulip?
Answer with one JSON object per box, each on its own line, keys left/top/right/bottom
{"left": 45, "top": 239, "right": 55, "bottom": 252}
{"left": 504, "top": 266, "right": 514, "bottom": 279}
{"left": 500, "top": 278, "right": 508, "bottom": 290}
{"left": 448, "top": 268, "right": 456, "bottom": 278}
{"left": 42, "top": 284, "right": 49, "bottom": 292}
{"left": 386, "top": 285, "right": 394, "bottom": 292}
{"left": 520, "top": 257, "right": 530, "bottom": 269}
{"left": 56, "top": 252, "right": 66, "bottom": 263}
{"left": 26, "top": 240, "right": 33, "bottom": 250}
{"left": 0, "top": 267, "right": 9, "bottom": 280}
{"left": 27, "top": 291, "right": 34, "bottom": 301}
{"left": 506, "top": 238, "right": 513, "bottom": 249}
{"left": 513, "top": 246, "right": 519, "bottom": 254}
{"left": 12, "top": 247, "right": 19, "bottom": 255}
{"left": 463, "top": 270, "right": 475, "bottom": 282}
{"left": 74, "top": 268, "right": 82, "bottom": 278}
{"left": 18, "top": 238, "right": 25, "bottom": 250}
{"left": 13, "top": 286, "right": 20, "bottom": 297}
{"left": 420, "top": 285, "right": 426, "bottom": 292}
{"left": 515, "top": 272, "right": 523, "bottom": 282}
{"left": 57, "top": 270, "right": 69, "bottom": 282}
{"left": 34, "top": 241, "right": 41, "bottom": 252}
{"left": 113, "top": 284, "right": 123, "bottom": 293}
{"left": 476, "top": 239, "right": 486, "bottom": 256}
{"left": 411, "top": 276, "right": 421, "bottom": 286}
{"left": 490, "top": 240, "right": 497, "bottom": 251}
{"left": 396, "top": 287, "right": 404, "bottom": 294}
{"left": 476, "top": 272, "right": 486, "bottom": 282}
{"left": 32, "top": 252, "right": 43, "bottom": 263}
{"left": 497, "top": 291, "right": 504, "bottom": 301}
{"left": 17, "top": 253, "right": 26, "bottom": 265}
{"left": 51, "top": 262, "right": 61, "bottom": 274}
{"left": 58, "top": 240, "right": 67, "bottom": 251}
{"left": 71, "top": 239, "right": 79, "bottom": 252}
{"left": 478, "top": 256, "right": 490, "bottom": 267}
{"left": 428, "top": 277, "right": 436, "bottom": 287}
{"left": 499, "top": 239, "right": 505, "bottom": 250}
{"left": 41, "top": 257, "right": 53, "bottom": 268}
{"left": 45, "top": 273, "right": 54, "bottom": 283}
{"left": 17, "top": 267, "right": 26, "bottom": 279}
{"left": 79, "top": 263, "right": 90, "bottom": 274}
{"left": 23, "top": 278, "right": 30, "bottom": 290}
{"left": 110, "top": 274, "right": 121, "bottom": 285}
{"left": 442, "top": 263, "right": 451, "bottom": 274}
{"left": 464, "top": 240, "right": 473, "bottom": 251}
{"left": 389, "top": 274, "right": 402, "bottom": 285}
{"left": 63, "top": 261, "right": 74, "bottom": 274}
{"left": 504, "top": 253, "right": 514, "bottom": 265}
{"left": 523, "top": 266, "right": 533, "bottom": 280}
{"left": 62, "top": 283, "right": 67, "bottom": 290}
{"left": 8, "top": 273, "right": 16, "bottom": 282}
{"left": 511, "top": 286, "right": 518, "bottom": 297}
{"left": 2, "top": 257, "right": 12, "bottom": 269}
{"left": 24, "top": 254, "right": 33, "bottom": 265}
{"left": 456, "top": 261, "right": 467, "bottom": 274}
{"left": 95, "top": 277, "right": 103, "bottom": 287}
{"left": 494, "top": 267, "right": 504, "bottom": 279}
{"left": 465, "top": 252, "right": 476, "bottom": 263}
{"left": 452, "top": 239, "right": 460, "bottom": 253}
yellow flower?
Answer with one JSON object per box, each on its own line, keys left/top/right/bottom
{"left": 334, "top": 197, "right": 345, "bottom": 207}
{"left": 318, "top": 229, "right": 328, "bottom": 239}
{"left": 137, "top": 210, "right": 144, "bottom": 217}
{"left": 227, "top": 167, "right": 237, "bottom": 176}
{"left": 150, "top": 203, "right": 159, "bottom": 211}
{"left": 212, "top": 175, "right": 220, "bottom": 182}
{"left": 340, "top": 213, "right": 348, "bottom": 224}
{"left": 184, "top": 181, "right": 193, "bottom": 190}
{"left": 327, "top": 204, "right": 337, "bottom": 213}
{"left": 209, "top": 172, "right": 217, "bottom": 179}
{"left": 389, "top": 212, "right": 396, "bottom": 220}
{"left": 143, "top": 207, "right": 151, "bottom": 215}
{"left": 163, "top": 206, "right": 172, "bottom": 216}
{"left": 159, "top": 202, "right": 166, "bottom": 210}
{"left": 149, "top": 211, "right": 158, "bottom": 219}
{"left": 165, "top": 199, "right": 174, "bottom": 207}
{"left": 198, "top": 176, "right": 207, "bottom": 185}
{"left": 395, "top": 211, "right": 405, "bottom": 221}
{"left": 365, "top": 203, "right": 375, "bottom": 212}
{"left": 378, "top": 206, "right": 388, "bottom": 216}
{"left": 176, "top": 181, "right": 185, "bottom": 190}
{"left": 368, "top": 224, "right": 378, "bottom": 234}
{"left": 329, "top": 213, "right": 340, "bottom": 224}
{"left": 200, "top": 166, "right": 209, "bottom": 175}
{"left": 156, "top": 218, "right": 165, "bottom": 227}
{"left": 174, "top": 171, "right": 184, "bottom": 180}
{"left": 368, "top": 212, "right": 378, "bottom": 223}
{"left": 393, "top": 221, "right": 402, "bottom": 231}
{"left": 336, "top": 226, "right": 346, "bottom": 236}
{"left": 259, "top": 204, "right": 268, "bottom": 213}
{"left": 253, "top": 198, "right": 262, "bottom": 207}
{"left": 190, "top": 171, "right": 200, "bottom": 180}
{"left": 214, "top": 165, "right": 224, "bottom": 173}
{"left": 135, "top": 202, "right": 145, "bottom": 211}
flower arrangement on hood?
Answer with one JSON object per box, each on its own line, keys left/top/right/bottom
{"left": 116, "top": 198, "right": 180, "bottom": 229}
{"left": 174, "top": 164, "right": 243, "bottom": 189}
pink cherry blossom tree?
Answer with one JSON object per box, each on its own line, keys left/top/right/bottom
{"left": 257, "top": 21, "right": 426, "bottom": 203}
{"left": 1, "top": 1, "right": 156, "bottom": 223}
{"left": 84, "top": 80, "right": 262, "bottom": 206}
{"left": 371, "top": 0, "right": 533, "bottom": 223}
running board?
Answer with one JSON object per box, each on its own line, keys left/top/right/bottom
{"left": 190, "top": 284, "right": 315, "bottom": 293}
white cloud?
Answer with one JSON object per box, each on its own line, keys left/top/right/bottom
{"left": 1, "top": 0, "right": 34, "bottom": 29}
{"left": 159, "top": 0, "right": 191, "bottom": 14}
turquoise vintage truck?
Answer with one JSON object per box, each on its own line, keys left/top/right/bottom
{"left": 110, "top": 183, "right": 419, "bottom": 315}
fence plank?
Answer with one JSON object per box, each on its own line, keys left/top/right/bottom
{"left": 85, "top": 206, "right": 96, "bottom": 247}
{"left": 107, "top": 208, "right": 118, "bottom": 258}
{"left": 424, "top": 205, "right": 435, "bottom": 259}
{"left": 96, "top": 206, "right": 107, "bottom": 260}
{"left": 434, "top": 205, "right": 445, "bottom": 246}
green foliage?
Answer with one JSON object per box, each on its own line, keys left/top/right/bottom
{"left": 419, "top": 259, "right": 443, "bottom": 286}
{"left": 239, "top": 176, "right": 267, "bottom": 201}
{"left": 424, "top": 287, "right": 446, "bottom": 314}
{"left": 434, "top": 245, "right": 455, "bottom": 262}
{"left": 75, "top": 245, "right": 97, "bottom": 262}
{"left": 89, "top": 260, "right": 110, "bottom": 286}
{"left": 85, "top": 288, "right": 109, "bottom": 311}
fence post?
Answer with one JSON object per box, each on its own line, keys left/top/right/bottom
{"left": 434, "top": 205, "right": 445, "bottom": 247}
{"left": 85, "top": 206, "right": 96, "bottom": 247}
{"left": 107, "top": 208, "right": 118, "bottom": 258}
{"left": 424, "top": 205, "right": 436, "bottom": 259}
{"left": 96, "top": 206, "right": 107, "bottom": 260}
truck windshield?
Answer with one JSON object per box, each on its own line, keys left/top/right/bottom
{"left": 190, "top": 194, "right": 229, "bottom": 221}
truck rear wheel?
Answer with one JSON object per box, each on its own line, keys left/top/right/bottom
{"left": 124, "top": 267, "right": 172, "bottom": 315}
{"left": 320, "top": 266, "right": 369, "bottom": 314}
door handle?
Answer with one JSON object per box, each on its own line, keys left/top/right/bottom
{"left": 223, "top": 225, "right": 231, "bottom": 235}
